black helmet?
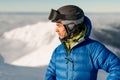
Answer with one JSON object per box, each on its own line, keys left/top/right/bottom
{"left": 49, "top": 5, "right": 85, "bottom": 38}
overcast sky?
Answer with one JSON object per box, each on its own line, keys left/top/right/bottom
{"left": 0, "top": 0, "right": 120, "bottom": 13}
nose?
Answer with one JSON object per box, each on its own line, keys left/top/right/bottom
{"left": 55, "top": 26, "right": 59, "bottom": 32}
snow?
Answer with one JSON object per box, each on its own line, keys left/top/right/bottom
{"left": 0, "top": 22, "right": 60, "bottom": 80}
{"left": 3, "top": 22, "right": 60, "bottom": 66}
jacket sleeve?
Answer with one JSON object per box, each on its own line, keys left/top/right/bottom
{"left": 93, "top": 43, "right": 120, "bottom": 80}
{"left": 45, "top": 50, "right": 56, "bottom": 80}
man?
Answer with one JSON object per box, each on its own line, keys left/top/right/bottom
{"left": 45, "top": 5, "right": 120, "bottom": 80}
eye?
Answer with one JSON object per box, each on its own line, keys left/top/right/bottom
{"left": 56, "top": 23, "right": 63, "bottom": 27}
{"left": 56, "top": 23, "right": 59, "bottom": 26}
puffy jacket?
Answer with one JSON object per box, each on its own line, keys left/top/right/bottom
{"left": 45, "top": 16, "right": 120, "bottom": 80}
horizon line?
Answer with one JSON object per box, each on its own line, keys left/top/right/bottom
{"left": 0, "top": 11, "right": 120, "bottom": 15}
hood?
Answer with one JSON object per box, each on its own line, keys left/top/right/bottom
{"left": 84, "top": 16, "right": 92, "bottom": 38}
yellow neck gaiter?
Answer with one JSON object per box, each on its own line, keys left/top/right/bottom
{"left": 64, "top": 25, "right": 87, "bottom": 53}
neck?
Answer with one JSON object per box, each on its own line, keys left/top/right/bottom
{"left": 61, "top": 25, "right": 88, "bottom": 53}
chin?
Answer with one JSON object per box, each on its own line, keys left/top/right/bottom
{"left": 59, "top": 37, "right": 64, "bottom": 39}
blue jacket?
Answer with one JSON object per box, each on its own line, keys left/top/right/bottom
{"left": 45, "top": 16, "right": 120, "bottom": 80}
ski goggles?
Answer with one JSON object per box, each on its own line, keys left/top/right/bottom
{"left": 48, "top": 9, "right": 83, "bottom": 22}
{"left": 48, "top": 9, "right": 61, "bottom": 22}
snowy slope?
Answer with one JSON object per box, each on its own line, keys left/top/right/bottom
{"left": 3, "top": 22, "right": 60, "bottom": 66}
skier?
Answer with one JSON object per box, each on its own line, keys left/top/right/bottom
{"left": 45, "top": 5, "right": 120, "bottom": 80}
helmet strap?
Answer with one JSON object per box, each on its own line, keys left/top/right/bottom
{"left": 64, "top": 22, "right": 85, "bottom": 39}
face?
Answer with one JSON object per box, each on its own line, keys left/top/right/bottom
{"left": 56, "top": 22, "right": 67, "bottom": 39}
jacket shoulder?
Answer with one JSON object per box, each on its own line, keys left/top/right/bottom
{"left": 52, "top": 44, "right": 66, "bottom": 55}
{"left": 80, "top": 38, "right": 105, "bottom": 49}
{"left": 82, "top": 38, "right": 108, "bottom": 57}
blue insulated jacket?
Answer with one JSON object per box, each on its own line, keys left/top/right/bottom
{"left": 45, "top": 16, "right": 120, "bottom": 80}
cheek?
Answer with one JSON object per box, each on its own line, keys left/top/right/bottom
{"left": 62, "top": 27, "right": 66, "bottom": 32}
{"left": 63, "top": 29, "right": 66, "bottom": 34}
{"left": 60, "top": 28, "right": 66, "bottom": 34}
{"left": 61, "top": 29, "right": 67, "bottom": 37}
{"left": 58, "top": 28, "right": 66, "bottom": 38}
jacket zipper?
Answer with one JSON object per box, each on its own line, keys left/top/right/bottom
{"left": 65, "top": 55, "right": 74, "bottom": 80}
